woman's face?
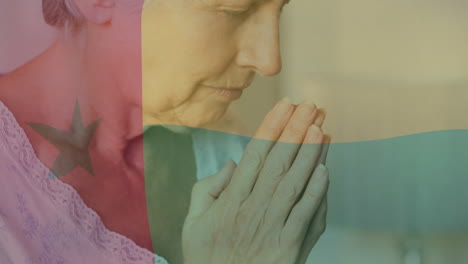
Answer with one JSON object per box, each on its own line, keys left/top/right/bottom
{"left": 141, "top": 0, "right": 288, "bottom": 128}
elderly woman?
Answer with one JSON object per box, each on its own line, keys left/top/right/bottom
{"left": 0, "top": 0, "right": 331, "bottom": 263}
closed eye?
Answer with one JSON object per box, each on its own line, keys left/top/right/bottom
{"left": 220, "top": 8, "right": 251, "bottom": 18}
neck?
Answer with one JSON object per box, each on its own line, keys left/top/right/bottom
{"left": 1, "top": 29, "right": 144, "bottom": 177}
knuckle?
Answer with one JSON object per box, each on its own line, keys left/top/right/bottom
{"left": 191, "top": 181, "right": 203, "bottom": 195}
{"left": 293, "top": 153, "right": 314, "bottom": 170}
{"left": 315, "top": 222, "right": 327, "bottom": 236}
{"left": 304, "top": 190, "right": 321, "bottom": 202}
{"left": 287, "top": 122, "right": 304, "bottom": 139}
{"left": 322, "top": 176, "right": 331, "bottom": 189}
{"left": 242, "top": 148, "right": 264, "bottom": 174}
{"left": 316, "top": 128, "right": 324, "bottom": 138}
{"left": 235, "top": 207, "right": 255, "bottom": 228}
{"left": 281, "top": 228, "right": 303, "bottom": 246}
{"left": 320, "top": 223, "right": 327, "bottom": 234}
{"left": 292, "top": 213, "right": 309, "bottom": 227}
{"left": 277, "top": 180, "right": 300, "bottom": 202}
{"left": 235, "top": 208, "right": 249, "bottom": 225}
{"left": 263, "top": 159, "right": 289, "bottom": 177}
{"left": 218, "top": 190, "right": 237, "bottom": 207}
{"left": 265, "top": 116, "right": 286, "bottom": 133}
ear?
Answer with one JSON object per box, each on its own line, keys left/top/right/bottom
{"left": 74, "top": 0, "right": 116, "bottom": 25}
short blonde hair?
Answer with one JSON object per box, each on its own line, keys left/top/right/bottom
{"left": 42, "top": 0, "right": 145, "bottom": 31}
{"left": 42, "top": 0, "right": 84, "bottom": 30}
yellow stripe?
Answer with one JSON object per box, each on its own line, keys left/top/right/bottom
{"left": 302, "top": 81, "right": 468, "bottom": 143}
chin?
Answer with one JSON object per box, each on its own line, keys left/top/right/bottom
{"left": 144, "top": 103, "right": 229, "bottom": 133}
{"left": 158, "top": 115, "right": 221, "bottom": 134}
{"left": 160, "top": 124, "right": 194, "bottom": 134}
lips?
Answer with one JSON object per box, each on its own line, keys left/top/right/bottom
{"left": 201, "top": 86, "right": 242, "bottom": 101}
{"left": 203, "top": 84, "right": 249, "bottom": 90}
{"left": 213, "top": 88, "right": 243, "bottom": 100}
{"left": 202, "top": 83, "right": 249, "bottom": 101}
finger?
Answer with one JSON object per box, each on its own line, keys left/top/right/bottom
{"left": 289, "top": 134, "right": 331, "bottom": 219}
{"left": 294, "top": 135, "right": 330, "bottom": 263}
{"left": 294, "top": 134, "right": 330, "bottom": 255}
{"left": 292, "top": 134, "right": 330, "bottom": 208}
{"left": 317, "top": 134, "right": 331, "bottom": 165}
{"left": 225, "top": 98, "right": 294, "bottom": 202}
{"left": 276, "top": 101, "right": 317, "bottom": 144}
{"left": 313, "top": 108, "right": 326, "bottom": 127}
{"left": 248, "top": 102, "right": 318, "bottom": 205}
{"left": 188, "top": 160, "right": 237, "bottom": 219}
{"left": 264, "top": 124, "right": 323, "bottom": 226}
{"left": 295, "top": 196, "right": 328, "bottom": 264}
{"left": 282, "top": 164, "right": 329, "bottom": 245}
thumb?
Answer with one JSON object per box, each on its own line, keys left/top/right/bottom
{"left": 187, "top": 160, "right": 237, "bottom": 219}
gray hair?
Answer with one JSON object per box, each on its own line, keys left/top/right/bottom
{"left": 42, "top": 0, "right": 144, "bottom": 31}
{"left": 42, "top": 0, "right": 84, "bottom": 30}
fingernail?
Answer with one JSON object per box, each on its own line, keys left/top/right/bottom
{"left": 314, "top": 113, "right": 325, "bottom": 126}
{"left": 315, "top": 114, "right": 324, "bottom": 123}
{"left": 279, "top": 97, "right": 291, "bottom": 106}
{"left": 310, "top": 124, "right": 320, "bottom": 132}
{"left": 301, "top": 99, "right": 316, "bottom": 108}
{"left": 308, "top": 124, "right": 323, "bottom": 142}
{"left": 274, "top": 97, "right": 291, "bottom": 115}
{"left": 317, "top": 163, "right": 328, "bottom": 176}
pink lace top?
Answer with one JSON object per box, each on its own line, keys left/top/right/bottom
{"left": 0, "top": 100, "right": 168, "bottom": 264}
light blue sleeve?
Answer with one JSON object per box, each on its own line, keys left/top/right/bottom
{"left": 191, "top": 128, "right": 250, "bottom": 181}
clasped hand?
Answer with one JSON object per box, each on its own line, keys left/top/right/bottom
{"left": 183, "top": 98, "right": 331, "bottom": 264}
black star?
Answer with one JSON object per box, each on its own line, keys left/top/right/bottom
{"left": 26, "top": 101, "right": 101, "bottom": 178}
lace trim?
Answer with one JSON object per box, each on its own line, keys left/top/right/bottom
{"left": 0, "top": 101, "right": 168, "bottom": 264}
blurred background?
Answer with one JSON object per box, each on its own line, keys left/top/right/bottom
{"left": 1, "top": 0, "right": 468, "bottom": 263}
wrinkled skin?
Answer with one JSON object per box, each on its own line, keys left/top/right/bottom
{"left": 183, "top": 99, "right": 331, "bottom": 264}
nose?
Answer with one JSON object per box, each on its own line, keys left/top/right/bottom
{"left": 236, "top": 13, "right": 282, "bottom": 77}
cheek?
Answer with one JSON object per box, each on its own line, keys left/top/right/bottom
{"left": 178, "top": 100, "right": 231, "bottom": 128}
{"left": 190, "top": 20, "right": 239, "bottom": 72}
{"left": 140, "top": 6, "right": 238, "bottom": 122}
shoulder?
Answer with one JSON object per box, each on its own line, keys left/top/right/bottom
{"left": 0, "top": 71, "right": 24, "bottom": 110}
